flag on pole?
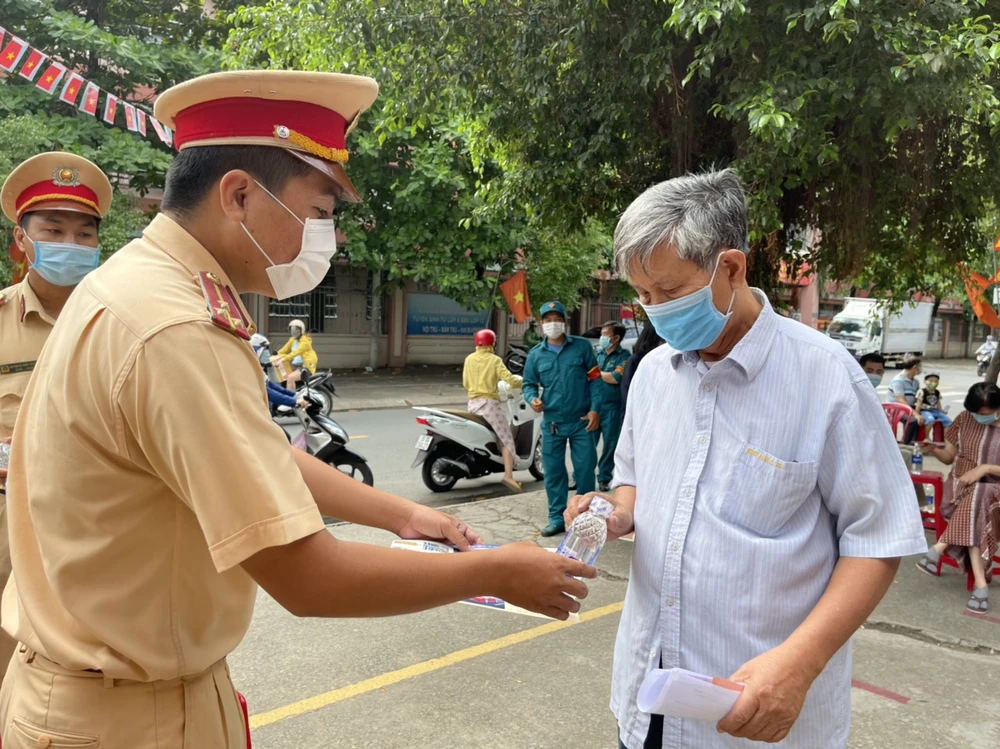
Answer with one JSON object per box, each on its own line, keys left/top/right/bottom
{"left": 136, "top": 109, "right": 147, "bottom": 136}
{"left": 59, "top": 73, "right": 85, "bottom": 106}
{"left": 0, "top": 36, "right": 28, "bottom": 72}
{"left": 959, "top": 264, "right": 1000, "bottom": 329}
{"left": 103, "top": 93, "right": 118, "bottom": 124}
{"left": 18, "top": 48, "right": 45, "bottom": 81}
{"left": 79, "top": 81, "right": 100, "bottom": 116}
{"left": 35, "top": 61, "right": 66, "bottom": 94}
{"left": 500, "top": 270, "right": 532, "bottom": 323}
{"left": 124, "top": 103, "right": 137, "bottom": 132}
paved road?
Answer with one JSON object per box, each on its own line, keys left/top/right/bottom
{"left": 279, "top": 405, "right": 549, "bottom": 511}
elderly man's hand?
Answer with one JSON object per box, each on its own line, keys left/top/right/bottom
{"left": 716, "top": 644, "right": 818, "bottom": 743}
{"left": 564, "top": 492, "right": 634, "bottom": 541}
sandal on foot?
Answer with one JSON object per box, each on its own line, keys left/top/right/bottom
{"left": 502, "top": 478, "right": 523, "bottom": 494}
{"left": 915, "top": 555, "right": 940, "bottom": 577}
{"left": 967, "top": 591, "right": 989, "bottom": 615}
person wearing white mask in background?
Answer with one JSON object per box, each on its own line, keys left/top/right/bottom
{"left": 0, "top": 71, "right": 594, "bottom": 747}
{"left": 522, "top": 300, "right": 602, "bottom": 536}
{"left": 0, "top": 151, "right": 113, "bottom": 690}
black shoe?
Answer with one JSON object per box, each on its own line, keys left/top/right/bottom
{"left": 540, "top": 523, "right": 566, "bottom": 537}
{"left": 599, "top": 482, "right": 611, "bottom": 492}
{"left": 568, "top": 480, "right": 577, "bottom": 491}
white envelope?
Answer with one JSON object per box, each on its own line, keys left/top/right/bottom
{"left": 637, "top": 667, "right": 743, "bottom": 722}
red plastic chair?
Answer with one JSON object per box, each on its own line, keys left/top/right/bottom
{"left": 881, "top": 402, "right": 944, "bottom": 444}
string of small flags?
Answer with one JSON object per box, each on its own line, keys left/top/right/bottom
{"left": 0, "top": 25, "right": 173, "bottom": 148}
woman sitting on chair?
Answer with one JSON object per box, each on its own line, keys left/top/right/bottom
{"left": 272, "top": 319, "right": 317, "bottom": 389}
{"left": 916, "top": 382, "right": 1000, "bottom": 615}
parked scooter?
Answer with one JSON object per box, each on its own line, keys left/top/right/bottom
{"left": 278, "top": 393, "right": 373, "bottom": 487}
{"left": 411, "top": 381, "right": 544, "bottom": 492}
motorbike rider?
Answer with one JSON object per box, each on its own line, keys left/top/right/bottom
{"left": 273, "top": 318, "right": 317, "bottom": 388}
{"left": 978, "top": 335, "right": 996, "bottom": 358}
{"left": 462, "top": 329, "right": 524, "bottom": 493}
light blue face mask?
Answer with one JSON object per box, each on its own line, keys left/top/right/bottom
{"left": 640, "top": 253, "right": 735, "bottom": 352}
{"left": 972, "top": 412, "right": 998, "bottom": 425}
{"left": 30, "top": 238, "right": 101, "bottom": 287}
{"left": 867, "top": 373, "right": 883, "bottom": 388}
{"left": 599, "top": 335, "right": 612, "bottom": 351}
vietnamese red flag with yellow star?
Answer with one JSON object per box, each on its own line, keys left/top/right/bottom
{"left": 8, "top": 241, "right": 28, "bottom": 285}
{"left": 500, "top": 270, "right": 532, "bottom": 324}
{"left": 59, "top": 72, "right": 85, "bottom": 106}
{"left": 103, "top": 93, "right": 118, "bottom": 124}
{"left": 18, "top": 48, "right": 45, "bottom": 81}
{"left": 79, "top": 81, "right": 100, "bottom": 116}
{"left": 35, "top": 61, "right": 66, "bottom": 94}
{"left": 124, "top": 103, "right": 137, "bottom": 131}
{"left": 0, "top": 35, "right": 28, "bottom": 72}
{"left": 136, "top": 108, "right": 147, "bottom": 136}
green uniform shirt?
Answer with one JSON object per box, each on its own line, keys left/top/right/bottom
{"left": 594, "top": 346, "right": 631, "bottom": 408}
{"left": 521, "top": 336, "right": 600, "bottom": 422}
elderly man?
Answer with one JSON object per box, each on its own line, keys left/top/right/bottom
{"left": 566, "top": 169, "right": 926, "bottom": 748}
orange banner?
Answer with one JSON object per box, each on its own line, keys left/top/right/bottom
{"left": 959, "top": 263, "right": 1000, "bottom": 328}
{"left": 500, "top": 270, "right": 532, "bottom": 323}
{"left": 9, "top": 241, "right": 27, "bottom": 285}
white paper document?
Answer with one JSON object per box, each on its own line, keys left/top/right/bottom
{"left": 637, "top": 667, "right": 743, "bottom": 722}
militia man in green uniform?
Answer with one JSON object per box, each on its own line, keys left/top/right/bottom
{"left": 522, "top": 301, "right": 601, "bottom": 536}
{"left": 593, "top": 320, "right": 631, "bottom": 491}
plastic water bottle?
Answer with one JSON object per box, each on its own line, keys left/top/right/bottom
{"left": 912, "top": 444, "right": 923, "bottom": 473}
{"left": 557, "top": 497, "right": 615, "bottom": 565}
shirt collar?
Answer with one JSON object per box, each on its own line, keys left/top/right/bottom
{"left": 670, "top": 289, "right": 777, "bottom": 381}
{"left": 18, "top": 277, "right": 55, "bottom": 326}
{"left": 142, "top": 213, "right": 254, "bottom": 329}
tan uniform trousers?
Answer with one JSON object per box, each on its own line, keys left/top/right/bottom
{"left": 0, "top": 501, "right": 18, "bottom": 690}
{"left": 0, "top": 648, "right": 246, "bottom": 748}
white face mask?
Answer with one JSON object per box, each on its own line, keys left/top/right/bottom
{"left": 542, "top": 321, "right": 566, "bottom": 339}
{"left": 240, "top": 180, "right": 338, "bottom": 300}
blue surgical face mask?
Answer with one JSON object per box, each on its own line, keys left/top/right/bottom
{"left": 29, "top": 236, "right": 101, "bottom": 287}
{"left": 867, "top": 373, "right": 883, "bottom": 388}
{"left": 973, "top": 412, "right": 998, "bottom": 425}
{"left": 599, "top": 335, "right": 612, "bottom": 351}
{"left": 640, "top": 253, "right": 735, "bottom": 352}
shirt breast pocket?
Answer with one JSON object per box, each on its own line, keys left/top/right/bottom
{"left": 719, "top": 442, "right": 819, "bottom": 537}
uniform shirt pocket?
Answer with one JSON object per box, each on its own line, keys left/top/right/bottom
{"left": 0, "top": 373, "right": 30, "bottom": 436}
{"left": 719, "top": 442, "right": 819, "bottom": 537}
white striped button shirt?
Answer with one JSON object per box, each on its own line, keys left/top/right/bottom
{"left": 611, "top": 292, "right": 927, "bottom": 749}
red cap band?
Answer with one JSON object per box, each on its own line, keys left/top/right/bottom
{"left": 173, "top": 97, "right": 348, "bottom": 152}
{"left": 15, "top": 180, "right": 101, "bottom": 218}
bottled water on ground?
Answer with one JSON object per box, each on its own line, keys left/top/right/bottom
{"left": 557, "top": 497, "right": 615, "bottom": 565}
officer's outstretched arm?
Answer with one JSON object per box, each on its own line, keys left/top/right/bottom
{"left": 240, "top": 532, "right": 595, "bottom": 620}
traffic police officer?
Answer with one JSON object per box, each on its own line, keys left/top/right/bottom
{"left": 0, "top": 71, "right": 592, "bottom": 747}
{"left": 0, "top": 151, "right": 113, "bottom": 684}
{"left": 522, "top": 300, "right": 601, "bottom": 536}
{"left": 593, "top": 320, "right": 631, "bottom": 491}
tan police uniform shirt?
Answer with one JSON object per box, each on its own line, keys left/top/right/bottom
{"left": 2, "top": 213, "right": 325, "bottom": 682}
{"left": 0, "top": 279, "right": 55, "bottom": 441}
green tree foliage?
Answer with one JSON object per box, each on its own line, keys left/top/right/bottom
{"left": 226, "top": 0, "right": 1000, "bottom": 303}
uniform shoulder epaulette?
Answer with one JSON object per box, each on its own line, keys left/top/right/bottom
{"left": 196, "top": 271, "right": 252, "bottom": 341}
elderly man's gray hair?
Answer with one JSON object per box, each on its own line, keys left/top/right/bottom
{"left": 614, "top": 169, "right": 748, "bottom": 278}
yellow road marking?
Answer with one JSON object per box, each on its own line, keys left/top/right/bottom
{"left": 249, "top": 600, "right": 624, "bottom": 729}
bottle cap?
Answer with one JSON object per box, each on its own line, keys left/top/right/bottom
{"left": 589, "top": 497, "right": 615, "bottom": 519}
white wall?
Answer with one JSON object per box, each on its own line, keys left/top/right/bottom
{"left": 312, "top": 334, "right": 389, "bottom": 369}
{"left": 404, "top": 336, "right": 471, "bottom": 366}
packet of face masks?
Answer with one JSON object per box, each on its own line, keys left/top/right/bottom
{"left": 390, "top": 539, "right": 580, "bottom": 621}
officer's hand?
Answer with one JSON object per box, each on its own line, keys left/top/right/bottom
{"left": 493, "top": 542, "right": 596, "bottom": 620}
{"left": 565, "top": 492, "right": 634, "bottom": 541}
{"left": 583, "top": 410, "right": 600, "bottom": 432}
{"left": 530, "top": 398, "right": 544, "bottom": 413}
{"left": 397, "top": 504, "right": 484, "bottom": 550}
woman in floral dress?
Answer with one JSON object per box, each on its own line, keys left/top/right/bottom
{"left": 916, "top": 382, "right": 1000, "bottom": 614}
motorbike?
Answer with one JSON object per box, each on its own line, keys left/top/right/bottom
{"left": 278, "top": 393, "right": 373, "bottom": 488}
{"left": 411, "top": 381, "right": 544, "bottom": 492}
{"left": 503, "top": 343, "right": 529, "bottom": 375}
{"left": 302, "top": 368, "right": 338, "bottom": 417}
{"left": 978, "top": 348, "right": 995, "bottom": 377}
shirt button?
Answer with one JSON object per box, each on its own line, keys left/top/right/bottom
{"left": 698, "top": 435, "right": 708, "bottom": 445}
{"left": 38, "top": 736, "right": 52, "bottom": 749}
{"left": 703, "top": 383, "right": 714, "bottom": 392}
{"left": 682, "top": 489, "right": 692, "bottom": 498}
{"left": 649, "top": 647, "right": 657, "bottom": 659}
{"left": 666, "top": 597, "right": 675, "bottom": 607}
{"left": 672, "top": 543, "right": 680, "bottom": 553}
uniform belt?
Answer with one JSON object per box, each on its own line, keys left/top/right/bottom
{"left": 20, "top": 645, "right": 224, "bottom": 690}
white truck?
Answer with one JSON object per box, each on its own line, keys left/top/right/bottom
{"left": 826, "top": 297, "right": 934, "bottom": 364}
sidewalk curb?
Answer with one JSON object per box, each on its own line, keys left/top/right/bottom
{"left": 331, "top": 396, "right": 466, "bottom": 413}
{"left": 862, "top": 618, "right": 1000, "bottom": 656}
